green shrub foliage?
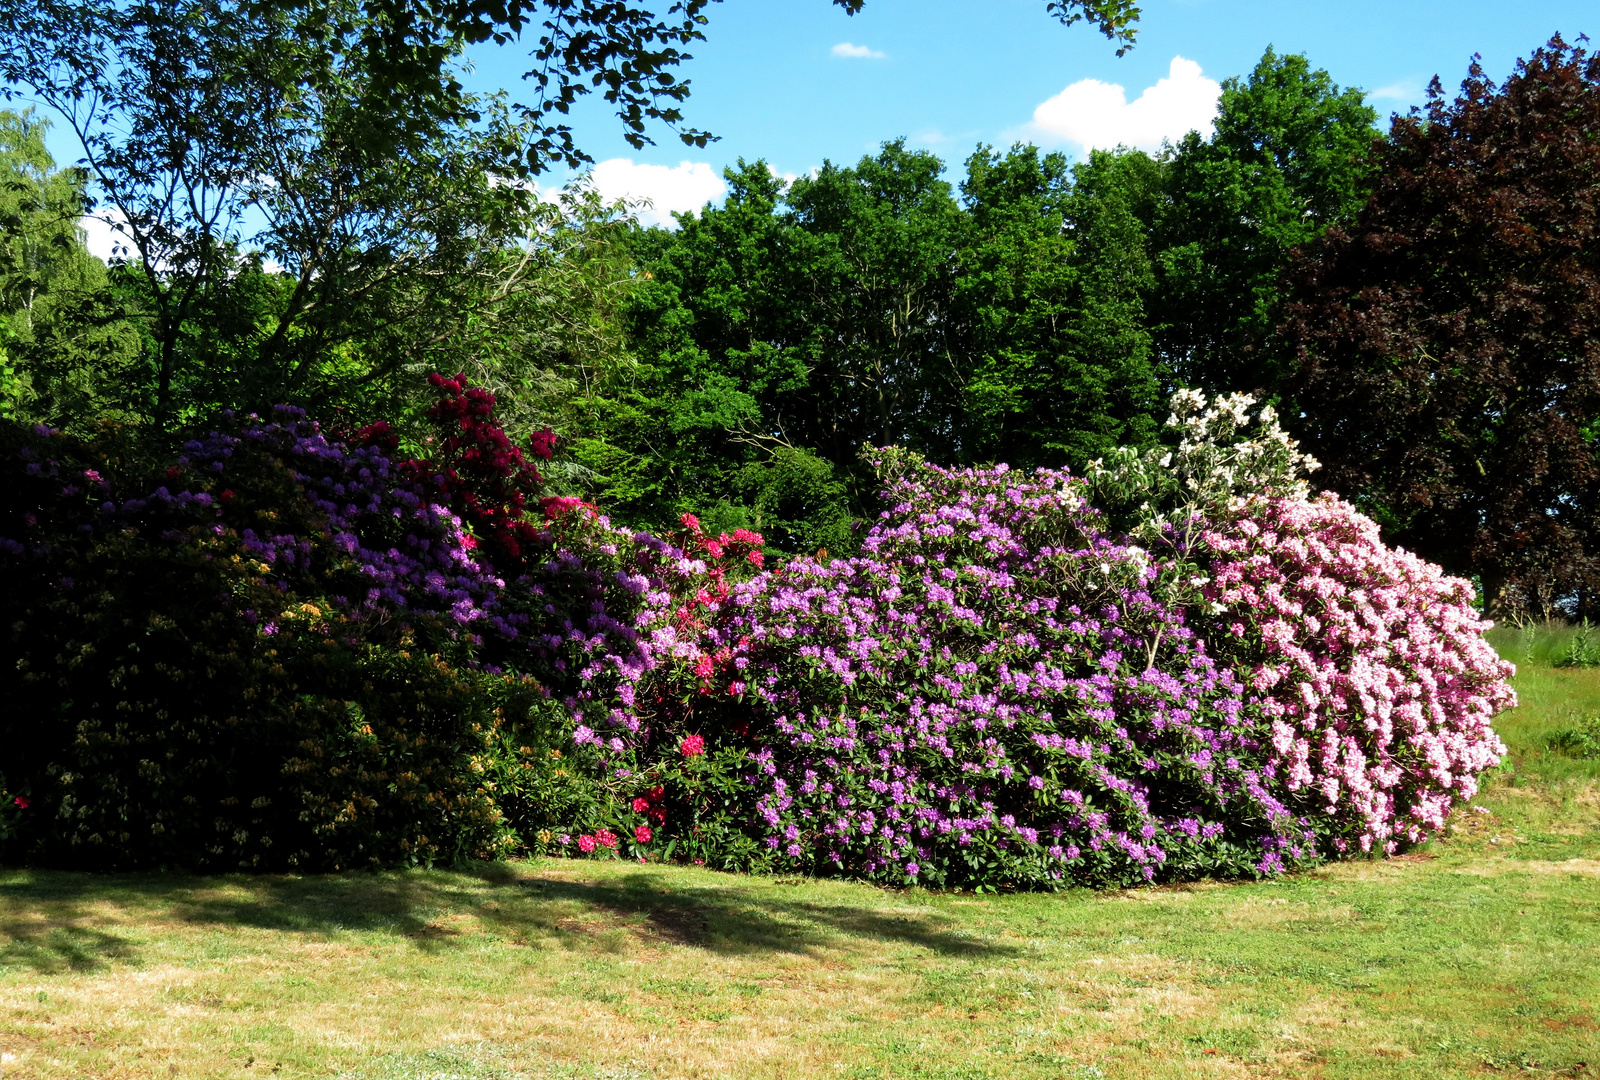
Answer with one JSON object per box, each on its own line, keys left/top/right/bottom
{"left": 0, "top": 419, "right": 541, "bottom": 869}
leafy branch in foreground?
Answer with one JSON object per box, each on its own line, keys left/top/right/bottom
{"left": 293, "top": 0, "right": 1142, "bottom": 169}
{"left": 0, "top": 0, "right": 552, "bottom": 426}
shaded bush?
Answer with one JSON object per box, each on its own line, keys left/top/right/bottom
{"left": 0, "top": 417, "right": 541, "bottom": 870}
{"left": 1547, "top": 717, "right": 1600, "bottom": 760}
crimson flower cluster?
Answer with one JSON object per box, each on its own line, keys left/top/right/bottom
{"left": 575, "top": 828, "right": 619, "bottom": 853}
{"left": 632, "top": 786, "right": 668, "bottom": 822}
{"left": 366, "top": 373, "right": 558, "bottom": 568}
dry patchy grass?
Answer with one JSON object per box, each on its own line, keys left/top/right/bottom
{"left": 3, "top": 828, "right": 1598, "bottom": 1080}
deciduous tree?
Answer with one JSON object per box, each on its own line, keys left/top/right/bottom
{"left": 0, "top": 109, "right": 141, "bottom": 424}
{"left": 0, "top": 0, "right": 543, "bottom": 425}
{"left": 1151, "top": 48, "right": 1377, "bottom": 395}
{"left": 1285, "top": 36, "right": 1600, "bottom": 618}
{"left": 952, "top": 144, "right": 1163, "bottom": 468}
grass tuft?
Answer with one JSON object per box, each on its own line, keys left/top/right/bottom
{"left": 1548, "top": 715, "right": 1600, "bottom": 760}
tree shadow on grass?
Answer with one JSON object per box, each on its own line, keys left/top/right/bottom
{"left": 0, "top": 863, "right": 1014, "bottom": 974}
{"left": 503, "top": 870, "right": 1010, "bottom": 959}
{"left": 0, "top": 916, "right": 139, "bottom": 974}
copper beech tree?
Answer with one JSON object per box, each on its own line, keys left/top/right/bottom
{"left": 1284, "top": 36, "right": 1600, "bottom": 619}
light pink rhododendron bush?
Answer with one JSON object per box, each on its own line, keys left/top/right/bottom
{"left": 1087, "top": 390, "right": 1514, "bottom": 859}
{"left": 1203, "top": 493, "right": 1513, "bottom": 855}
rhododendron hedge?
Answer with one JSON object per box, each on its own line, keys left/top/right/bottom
{"left": 565, "top": 452, "right": 1509, "bottom": 887}
{"left": 0, "top": 385, "right": 1514, "bottom": 882}
{"left": 534, "top": 397, "right": 1511, "bottom": 885}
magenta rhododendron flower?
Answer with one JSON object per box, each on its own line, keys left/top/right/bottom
{"left": 539, "top": 496, "right": 583, "bottom": 519}
{"left": 680, "top": 734, "right": 706, "bottom": 757}
{"left": 577, "top": 834, "right": 596, "bottom": 853}
{"left": 635, "top": 824, "right": 652, "bottom": 843}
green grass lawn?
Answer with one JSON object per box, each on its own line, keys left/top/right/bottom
{"left": 4, "top": 645, "right": 1599, "bottom": 1080}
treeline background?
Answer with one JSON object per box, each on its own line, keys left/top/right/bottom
{"left": 4, "top": 34, "right": 1599, "bottom": 619}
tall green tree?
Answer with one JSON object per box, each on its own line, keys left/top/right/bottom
{"left": 952, "top": 144, "right": 1163, "bottom": 468}
{"left": 1285, "top": 36, "right": 1600, "bottom": 619}
{"left": 1150, "top": 48, "right": 1378, "bottom": 395}
{"left": 778, "top": 142, "right": 968, "bottom": 460}
{"left": 0, "top": 111, "right": 87, "bottom": 335}
{"left": 0, "top": 110, "right": 140, "bottom": 425}
{"left": 573, "top": 141, "right": 1172, "bottom": 548}
{"left": 569, "top": 152, "right": 925, "bottom": 549}
{"left": 0, "top": 0, "right": 545, "bottom": 427}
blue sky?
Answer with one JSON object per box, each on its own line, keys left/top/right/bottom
{"left": 459, "top": 0, "right": 1596, "bottom": 223}
{"left": 27, "top": 0, "right": 1596, "bottom": 246}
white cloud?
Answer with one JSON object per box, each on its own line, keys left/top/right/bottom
{"left": 831, "top": 42, "right": 886, "bottom": 59}
{"left": 79, "top": 208, "right": 135, "bottom": 264}
{"left": 1370, "top": 80, "right": 1424, "bottom": 103}
{"left": 589, "top": 158, "right": 727, "bottom": 228}
{"left": 1031, "top": 56, "right": 1221, "bottom": 153}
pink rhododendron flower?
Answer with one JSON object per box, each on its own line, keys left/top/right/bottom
{"left": 1203, "top": 492, "right": 1513, "bottom": 850}
{"left": 680, "top": 734, "right": 706, "bottom": 757}
{"left": 577, "top": 834, "right": 597, "bottom": 853}
{"left": 539, "top": 495, "right": 584, "bottom": 519}
{"left": 635, "top": 824, "right": 652, "bottom": 843}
